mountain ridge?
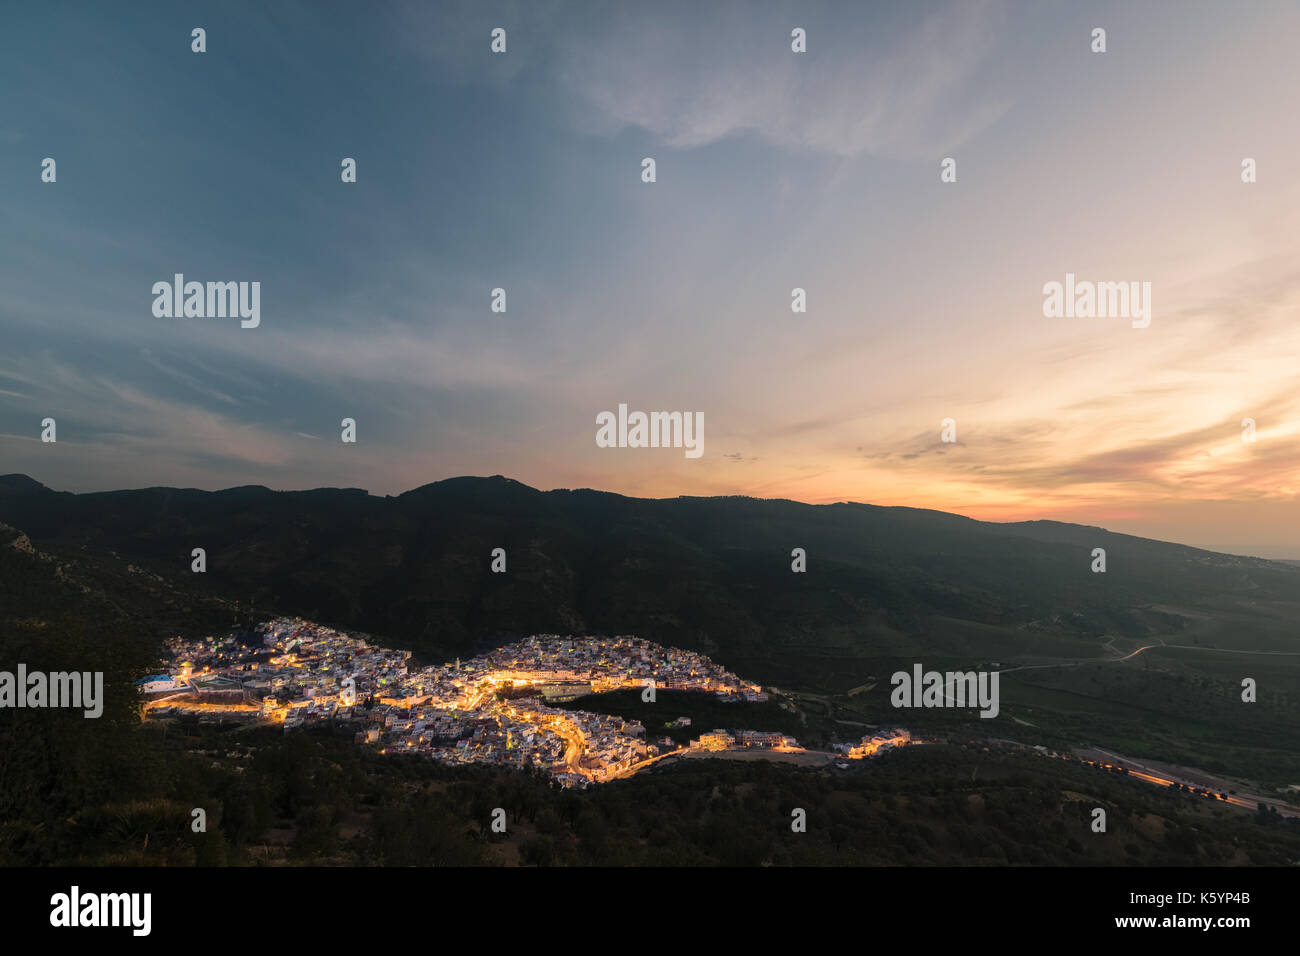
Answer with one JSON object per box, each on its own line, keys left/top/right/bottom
{"left": 0, "top": 472, "right": 1280, "bottom": 562}
{"left": 3, "top": 473, "right": 1297, "bottom": 690}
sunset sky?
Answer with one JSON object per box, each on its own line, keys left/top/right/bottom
{"left": 3, "top": 0, "right": 1300, "bottom": 557}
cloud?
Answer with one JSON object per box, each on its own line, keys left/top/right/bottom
{"left": 556, "top": 0, "right": 1014, "bottom": 159}
{"left": 138, "top": 349, "right": 242, "bottom": 406}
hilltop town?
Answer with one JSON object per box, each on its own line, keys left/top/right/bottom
{"left": 144, "top": 617, "right": 907, "bottom": 786}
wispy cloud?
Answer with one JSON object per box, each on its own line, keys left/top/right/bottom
{"left": 556, "top": 0, "right": 1014, "bottom": 159}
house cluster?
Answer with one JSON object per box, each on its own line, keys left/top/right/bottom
{"left": 482, "top": 633, "right": 768, "bottom": 702}
{"left": 836, "top": 728, "right": 912, "bottom": 759}
{"left": 689, "top": 728, "right": 800, "bottom": 751}
{"left": 152, "top": 618, "right": 780, "bottom": 787}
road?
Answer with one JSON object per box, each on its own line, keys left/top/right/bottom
{"left": 1000, "top": 638, "right": 1300, "bottom": 676}
{"left": 1083, "top": 747, "right": 1299, "bottom": 817}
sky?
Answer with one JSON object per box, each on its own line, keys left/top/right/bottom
{"left": 3, "top": 0, "right": 1300, "bottom": 558}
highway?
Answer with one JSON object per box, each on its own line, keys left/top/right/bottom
{"left": 1000, "top": 637, "right": 1300, "bottom": 676}
{"left": 1051, "top": 748, "right": 1300, "bottom": 818}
